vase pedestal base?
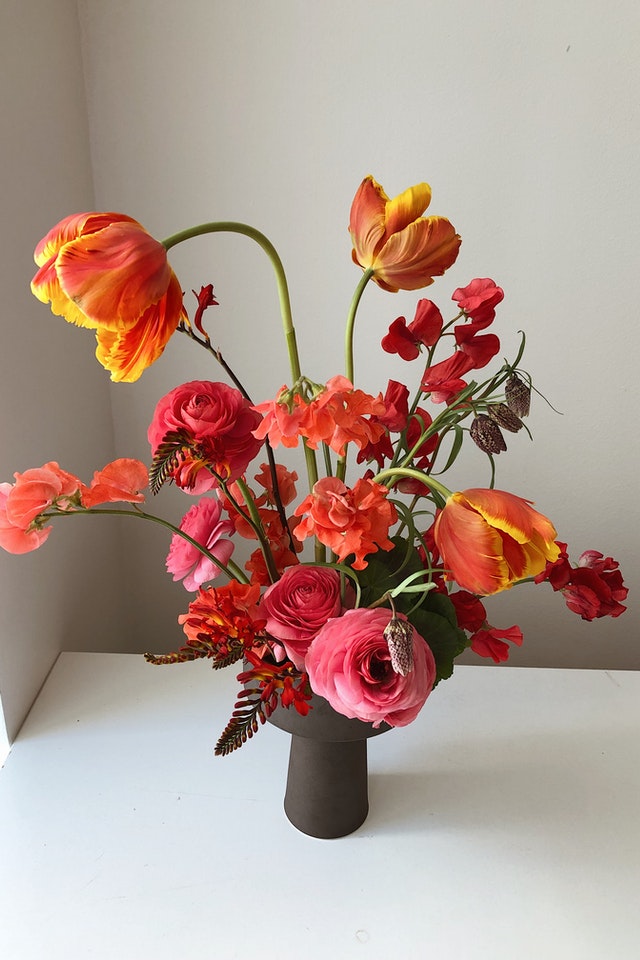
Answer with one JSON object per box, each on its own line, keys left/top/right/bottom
{"left": 283, "top": 734, "right": 369, "bottom": 839}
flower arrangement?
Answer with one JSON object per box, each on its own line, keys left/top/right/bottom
{"left": 1, "top": 176, "right": 628, "bottom": 754}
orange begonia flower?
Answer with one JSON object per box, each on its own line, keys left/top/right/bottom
{"left": 349, "top": 176, "right": 461, "bottom": 293}
{"left": 294, "top": 476, "right": 397, "bottom": 570}
{"left": 31, "top": 213, "right": 187, "bottom": 382}
{"left": 433, "top": 488, "right": 561, "bottom": 596}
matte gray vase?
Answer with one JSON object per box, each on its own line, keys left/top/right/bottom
{"left": 268, "top": 693, "right": 390, "bottom": 839}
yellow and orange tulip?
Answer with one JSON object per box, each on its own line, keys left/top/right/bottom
{"left": 31, "top": 212, "right": 186, "bottom": 381}
{"left": 433, "top": 488, "right": 561, "bottom": 596}
{"left": 349, "top": 176, "right": 461, "bottom": 292}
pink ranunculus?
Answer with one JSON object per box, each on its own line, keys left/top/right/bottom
{"left": 166, "top": 497, "right": 236, "bottom": 591}
{"left": 6, "top": 461, "right": 82, "bottom": 528}
{"left": 148, "top": 380, "right": 264, "bottom": 494}
{"left": 306, "top": 607, "right": 436, "bottom": 727}
{"left": 0, "top": 483, "right": 52, "bottom": 554}
{"left": 260, "top": 566, "right": 352, "bottom": 669}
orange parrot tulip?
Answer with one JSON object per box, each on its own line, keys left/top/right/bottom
{"left": 433, "top": 488, "right": 561, "bottom": 596}
{"left": 31, "top": 212, "right": 186, "bottom": 382}
{"left": 349, "top": 175, "right": 461, "bottom": 292}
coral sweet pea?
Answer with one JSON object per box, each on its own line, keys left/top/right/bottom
{"left": 31, "top": 212, "right": 187, "bottom": 382}
{"left": 349, "top": 176, "right": 461, "bottom": 292}
{"left": 433, "top": 488, "right": 560, "bottom": 595}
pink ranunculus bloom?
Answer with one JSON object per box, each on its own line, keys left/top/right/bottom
{"left": 452, "top": 278, "right": 504, "bottom": 325}
{"left": 6, "top": 461, "right": 82, "bottom": 528}
{"left": 260, "top": 566, "right": 353, "bottom": 669}
{"left": 148, "top": 380, "right": 264, "bottom": 493}
{"left": 306, "top": 607, "right": 436, "bottom": 727}
{"left": 166, "top": 497, "right": 236, "bottom": 592}
{"left": 81, "top": 458, "right": 149, "bottom": 508}
{"left": 0, "top": 483, "right": 52, "bottom": 554}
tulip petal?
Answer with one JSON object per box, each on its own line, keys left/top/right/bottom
{"left": 435, "top": 494, "right": 512, "bottom": 594}
{"left": 56, "top": 221, "right": 172, "bottom": 329}
{"left": 349, "top": 176, "right": 388, "bottom": 267}
{"left": 461, "top": 488, "right": 558, "bottom": 548}
{"left": 94, "top": 271, "right": 186, "bottom": 382}
{"left": 384, "top": 182, "right": 432, "bottom": 237}
{"left": 373, "top": 217, "right": 462, "bottom": 291}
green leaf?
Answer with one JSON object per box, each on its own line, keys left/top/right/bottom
{"left": 408, "top": 592, "right": 468, "bottom": 685}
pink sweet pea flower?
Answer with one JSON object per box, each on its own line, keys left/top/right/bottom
{"left": 166, "top": 497, "right": 235, "bottom": 591}
{"left": 6, "top": 461, "right": 82, "bottom": 528}
{"left": 306, "top": 607, "right": 436, "bottom": 727}
{"left": 0, "top": 483, "right": 52, "bottom": 554}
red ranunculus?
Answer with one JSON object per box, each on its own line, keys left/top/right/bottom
{"left": 148, "top": 380, "right": 264, "bottom": 493}
{"left": 260, "top": 566, "right": 352, "bottom": 669}
{"left": 306, "top": 607, "right": 436, "bottom": 726}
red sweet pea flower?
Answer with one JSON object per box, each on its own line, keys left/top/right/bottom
{"left": 470, "top": 624, "right": 523, "bottom": 662}
{"left": 433, "top": 488, "right": 560, "bottom": 595}
{"left": 294, "top": 476, "right": 397, "bottom": 570}
{"left": 536, "top": 544, "right": 628, "bottom": 620}
{"left": 31, "top": 212, "right": 187, "bottom": 382}
{"left": 349, "top": 176, "right": 461, "bottom": 292}
{"left": 421, "top": 352, "right": 475, "bottom": 403}
{"left": 381, "top": 299, "right": 444, "bottom": 360}
{"left": 452, "top": 278, "right": 504, "bottom": 325}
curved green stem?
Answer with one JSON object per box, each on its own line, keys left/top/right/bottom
{"left": 39, "top": 507, "right": 248, "bottom": 583}
{"left": 162, "top": 221, "right": 302, "bottom": 384}
{"left": 344, "top": 268, "right": 374, "bottom": 384}
{"left": 373, "top": 467, "right": 452, "bottom": 503}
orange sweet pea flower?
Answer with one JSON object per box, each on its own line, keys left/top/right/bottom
{"left": 31, "top": 213, "right": 187, "bottom": 382}
{"left": 349, "top": 176, "right": 461, "bottom": 292}
{"left": 433, "top": 488, "right": 561, "bottom": 596}
{"left": 81, "top": 458, "right": 149, "bottom": 508}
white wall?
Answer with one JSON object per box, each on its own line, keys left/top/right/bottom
{"left": 0, "top": 0, "right": 128, "bottom": 741}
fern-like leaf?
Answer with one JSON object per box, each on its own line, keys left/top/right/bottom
{"left": 214, "top": 687, "right": 278, "bottom": 757}
{"left": 148, "top": 428, "right": 197, "bottom": 496}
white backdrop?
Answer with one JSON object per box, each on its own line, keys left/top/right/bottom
{"left": 1, "top": 0, "right": 638, "bottom": 738}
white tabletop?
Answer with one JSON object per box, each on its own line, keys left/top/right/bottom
{"left": 1, "top": 652, "right": 639, "bottom": 959}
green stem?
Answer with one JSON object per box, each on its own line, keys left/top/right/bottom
{"left": 344, "top": 268, "right": 374, "bottom": 384}
{"left": 373, "top": 467, "right": 452, "bottom": 503}
{"left": 162, "top": 221, "right": 302, "bottom": 384}
{"left": 39, "top": 507, "right": 248, "bottom": 583}
{"left": 234, "top": 477, "right": 279, "bottom": 583}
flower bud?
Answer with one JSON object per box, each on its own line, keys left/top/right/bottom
{"left": 505, "top": 373, "right": 531, "bottom": 418}
{"left": 383, "top": 617, "right": 414, "bottom": 676}
{"left": 470, "top": 415, "right": 507, "bottom": 454}
{"left": 488, "top": 403, "right": 523, "bottom": 433}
